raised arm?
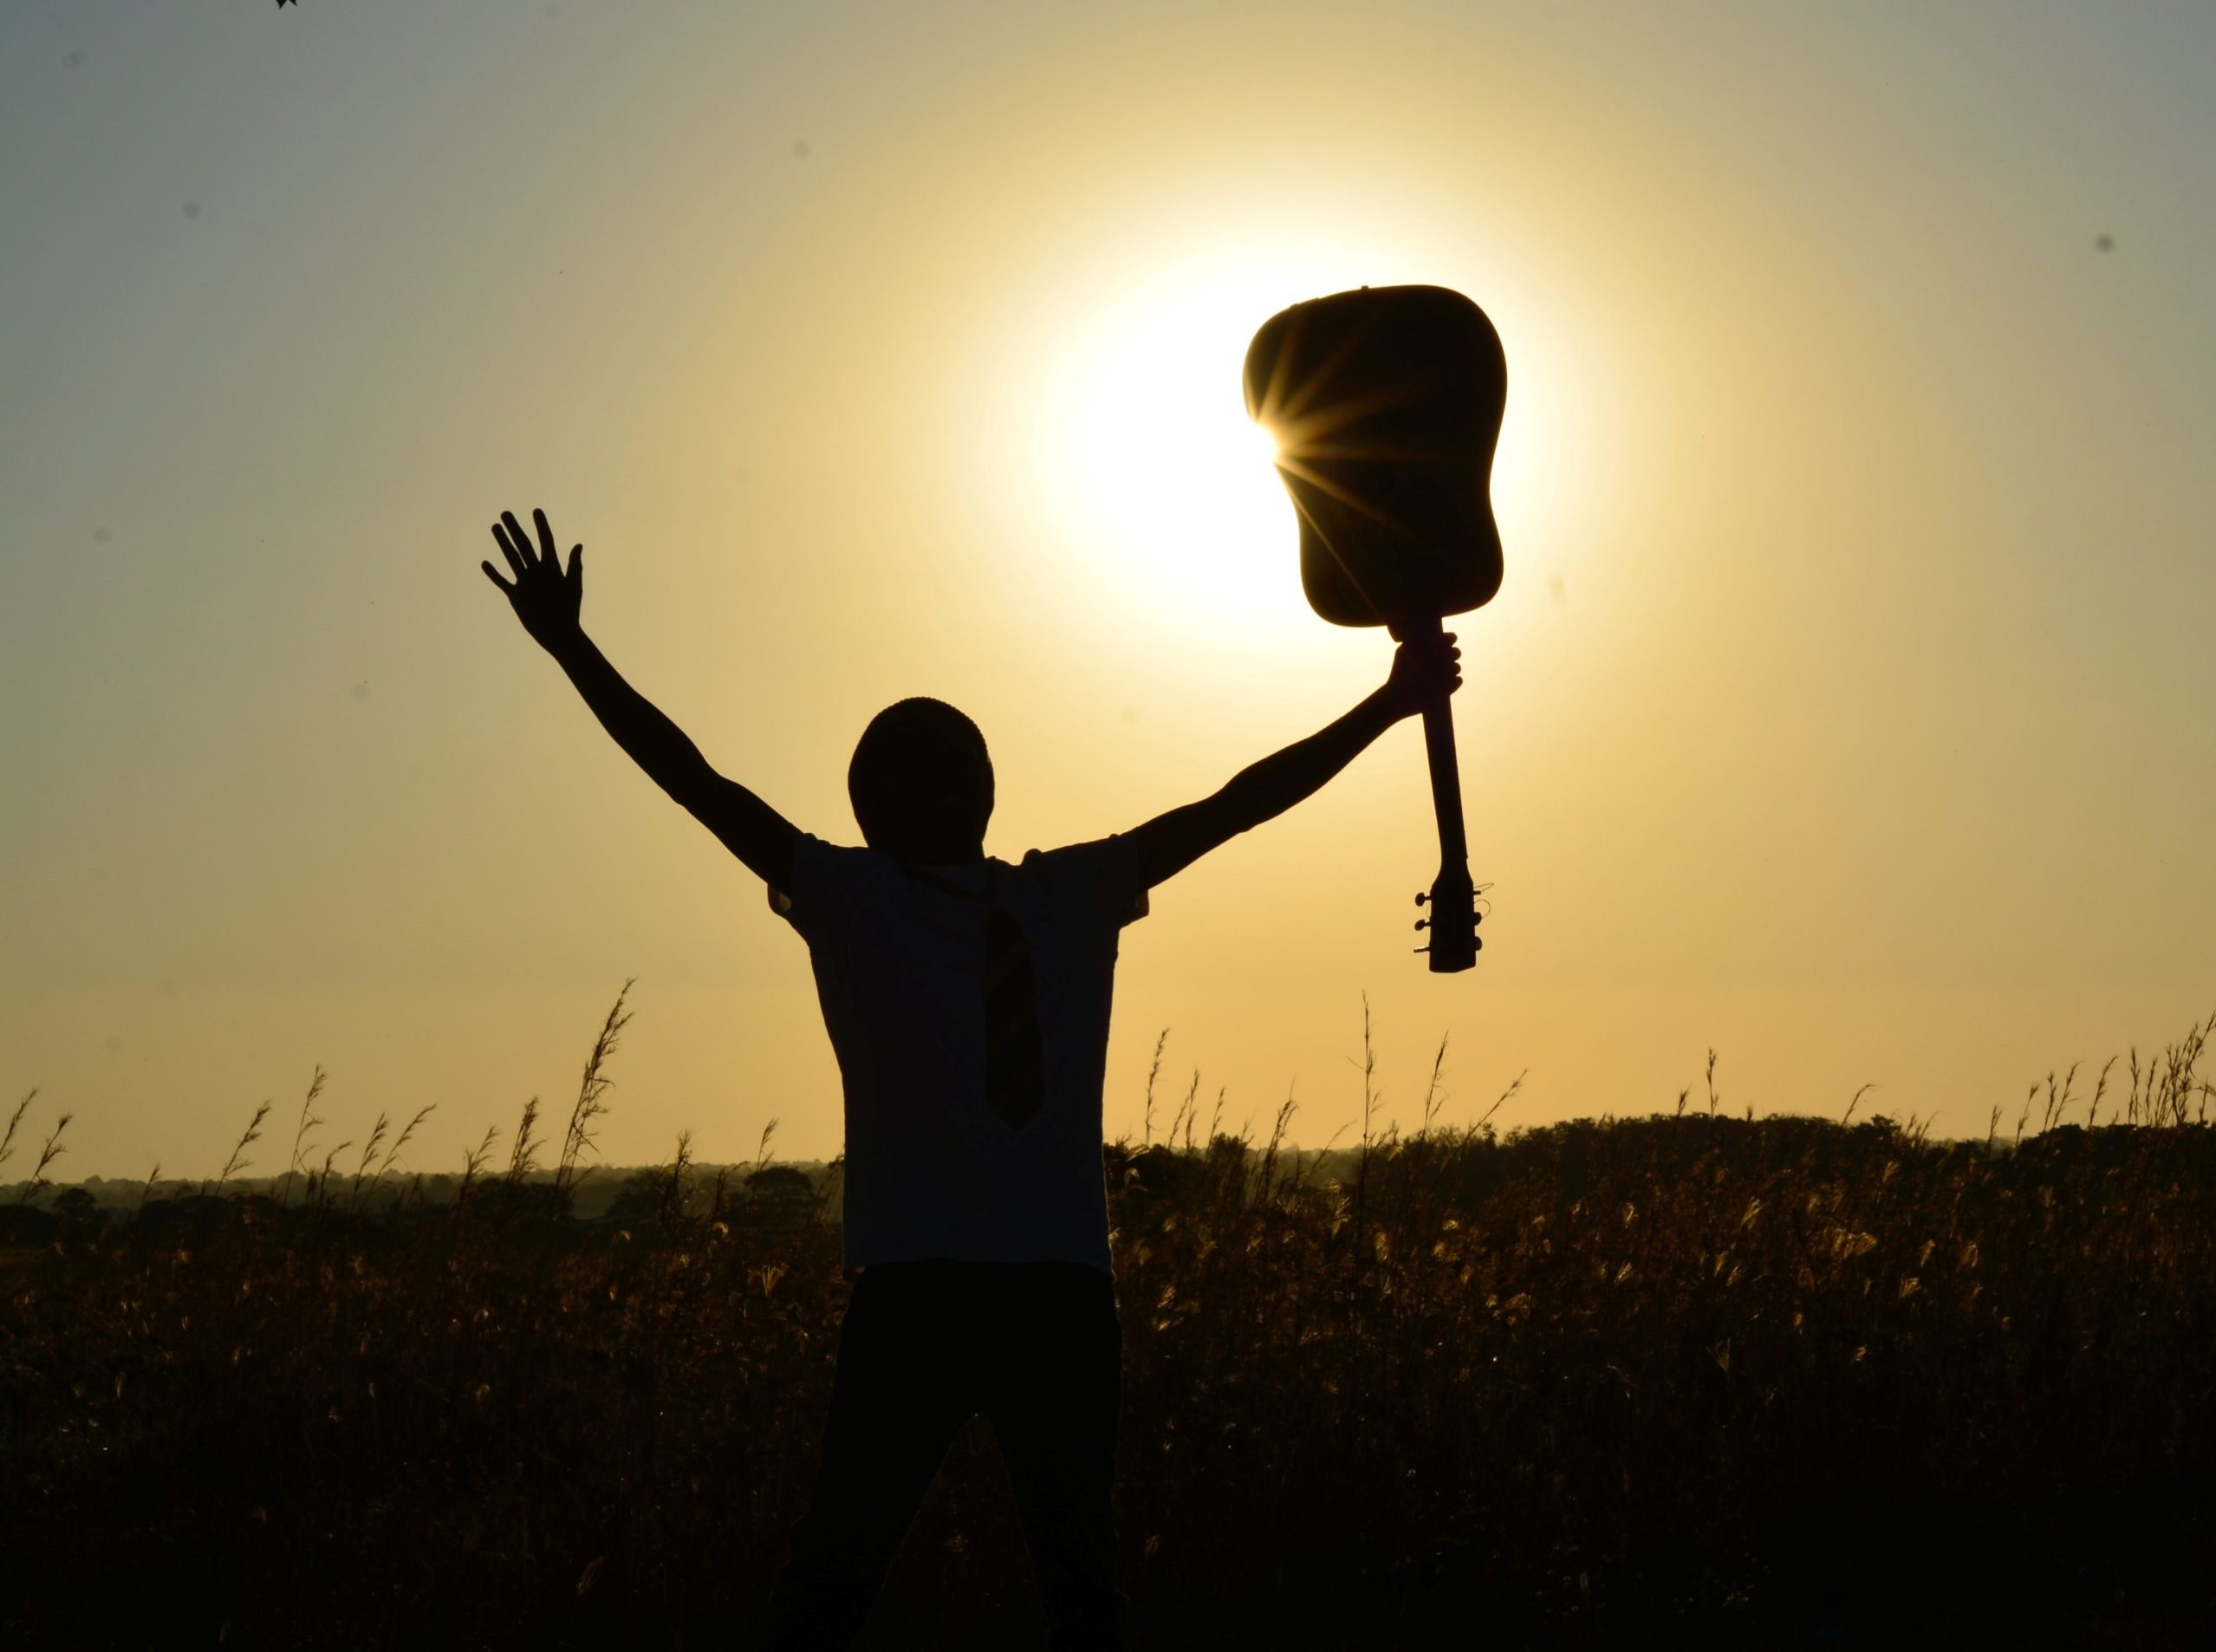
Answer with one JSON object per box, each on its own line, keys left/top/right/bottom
{"left": 481, "top": 507, "right": 798, "bottom": 894}
{"left": 1127, "top": 631, "right": 1461, "bottom": 889}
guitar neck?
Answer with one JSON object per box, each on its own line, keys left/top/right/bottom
{"left": 1400, "top": 614, "right": 1479, "bottom": 972}
{"left": 1404, "top": 615, "right": 1470, "bottom": 879}
{"left": 1420, "top": 689, "right": 1469, "bottom": 875}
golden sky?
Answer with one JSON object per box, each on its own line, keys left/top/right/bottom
{"left": 4, "top": 1, "right": 2213, "bottom": 1179}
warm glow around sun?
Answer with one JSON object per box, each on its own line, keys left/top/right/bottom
{"left": 985, "top": 234, "right": 1576, "bottom": 666}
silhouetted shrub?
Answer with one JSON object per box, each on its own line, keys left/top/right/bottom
{"left": 9, "top": 1009, "right": 2214, "bottom": 1649}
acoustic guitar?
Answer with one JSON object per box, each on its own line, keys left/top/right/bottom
{"left": 1242, "top": 285, "right": 1506, "bottom": 972}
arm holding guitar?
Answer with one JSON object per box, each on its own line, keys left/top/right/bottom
{"left": 1130, "top": 633, "right": 1460, "bottom": 889}
{"left": 483, "top": 507, "right": 799, "bottom": 894}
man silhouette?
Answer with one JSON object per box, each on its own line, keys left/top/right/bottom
{"left": 481, "top": 506, "right": 1460, "bottom": 1649}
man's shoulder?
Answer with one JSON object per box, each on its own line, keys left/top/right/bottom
{"left": 796, "top": 832, "right": 874, "bottom": 861}
{"left": 1010, "top": 834, "right": 1147, "bottom": 926}
{"left": 1011, "top": 834, "right": 1131, "bottom": 881}
{"left": 774, "top": 835, "right": 897, "bottom": 931}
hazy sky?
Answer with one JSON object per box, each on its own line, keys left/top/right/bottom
{"left": 5, "top": 1, "right": 2212, "bottom": 1180}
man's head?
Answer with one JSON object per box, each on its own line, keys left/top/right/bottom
{"left": 848, "top": 698, "right": 994, "bottom": 864}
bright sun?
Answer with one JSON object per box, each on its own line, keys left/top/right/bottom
{"left": 1059, "top": 296, "right": 1293, "bottom": 608}
{"left": 1017, "top": 270, "right": 1327, "bottom": 646}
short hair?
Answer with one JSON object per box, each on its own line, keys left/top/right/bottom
{"left": 848, "top": 698, "right": 995, "bottom": 856}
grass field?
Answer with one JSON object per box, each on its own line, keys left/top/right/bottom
{"left": 5, "top": 1001, "right": 2214, "bottom": 1649}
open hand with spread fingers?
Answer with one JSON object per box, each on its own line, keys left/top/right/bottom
{"left": 482, "top": 507, "right": 583, "bottom": 653}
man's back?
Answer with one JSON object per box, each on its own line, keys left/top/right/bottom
{"left": 777, "top": 833, "right": 1147, "bottom": 1275}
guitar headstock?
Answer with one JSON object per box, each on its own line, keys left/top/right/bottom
{"left": 1414, "top": 867, "right": 1481, "bottom": 973}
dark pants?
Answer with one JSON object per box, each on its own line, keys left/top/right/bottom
{"left": 763, "top": 1259, "right": 1127, "bottom": 1650}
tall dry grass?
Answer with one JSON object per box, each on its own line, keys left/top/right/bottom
{"left": 3, "top": 996, "right": 2214, "bottom": 1650}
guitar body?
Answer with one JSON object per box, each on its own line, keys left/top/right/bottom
{"left": 1242, "top": 285, "right": 1505, "bottom": 632}
{"left": 1244, "top": 286, "right": 1506, "bottom": 972}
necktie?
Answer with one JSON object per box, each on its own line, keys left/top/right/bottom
{"left": 904, "top": 865, "right": 1046, "bottom": 1131}
{"left": 981, "top": 896, "right": 1046, "bottom": 1130}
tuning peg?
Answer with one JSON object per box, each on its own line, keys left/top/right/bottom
{"left": 1413, "top": 945, "right": 1429, "bottom": 954}
{"left": 1414, "top": 919, "right": 1428, "bottom": 932}
{"left": 1414, "top": 891, "right": 1428, "bottom": 907}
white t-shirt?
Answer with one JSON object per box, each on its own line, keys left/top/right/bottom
{"left": 773, "top": 832, "right": 1148, "bottom": 1275}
